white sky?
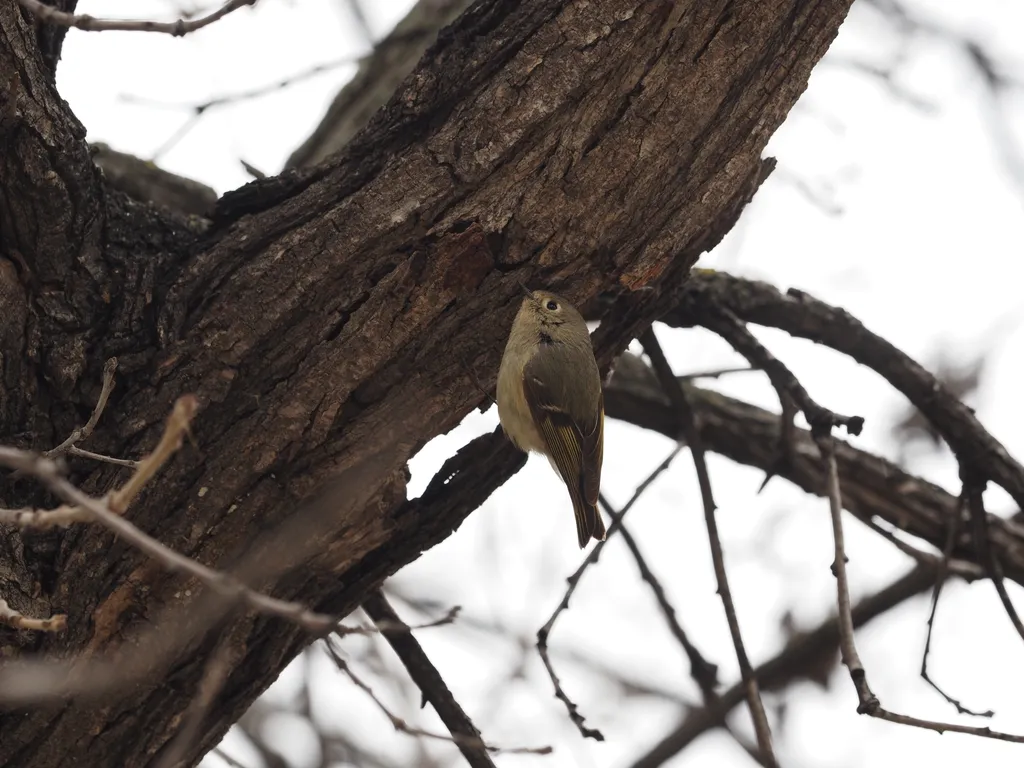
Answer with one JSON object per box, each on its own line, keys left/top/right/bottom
{"left": 55, "top": 1, "right": 1024, "bottom": 767}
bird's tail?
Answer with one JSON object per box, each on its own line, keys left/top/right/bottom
{"left": 571, "top": 497, "right": 607, "bottom": 549}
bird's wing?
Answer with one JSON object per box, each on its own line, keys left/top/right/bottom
{"left": 522, "top": 348, "right": 604, "bottom": 546}
{"left": 586, "top": 391, "right": 604, "bottom": 510}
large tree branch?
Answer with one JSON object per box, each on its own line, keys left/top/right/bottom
{"left": 667, "top": 271, "right": 1024, "bottom": 509}
{"left": 630, "top": 564, "right": 939, "bottom": 768}
{"left": 604, "top": 358, "right": 1024, "bottom": 584}
{"left": 0, "top": 1, "right": 854, "bottom": 766}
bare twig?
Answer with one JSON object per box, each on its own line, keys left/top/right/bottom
{"left": 154, "top": 629, "right": 239, "bottom": 768}
{"left": 818, "top": 434, "right": 876, "bottom": 709}
{"left": 364, "top": 591, "right": 501, "bottom": 768}
{"left": 919, "top": 497, "right": 993, "bottom": 717}
{"left": 0, "top": 397, "right": 459, "bottom": 639}
{"left": 123, "top": 56, "right": 358, "bottom": 115}
{"left": 670, "top": 271, "right": 1024, "bottom": 509}
{"left": 862, "top": 517, "right": 982, "bottom": 581}
{"left": 107, "top": 397, "right": 195, "bottom": 514}
{"left": 608, "top": 509, "right": 719, "bottom": 697}
{"left": 962, "top": 469, "right": 1024, "bottom": 643}
{"left": 536, "top": 442, "right": 686, "bottom": 742}
{"left": 324, "top": 637, "right": 552, "bottom": 756}
{"left": 0, "top": 598, "right": 66, "bottom": 633}
{"left": 604, "top": 367, "right": 1024, "bottom": 589}
{"left": 121, "top": 56, "right": 359, "bottom": 159}
{"left": 17, "top": 0, "right": 257, "bottom": 36}
{"left": 211, "top": 748, "right": 251, "bottom": 768}
{"left": 632, "top": 565, "right": 941, "bottom": 768}
{"left": 819, "top": 435, "right": 1024, "bottom": 745}
{"left": 67, "top": 446, "right": 140, "bottom": 469}
{"left": 698, "top": 306, "right": 864, "bottom": 436}
{"left": 0, "top": 441, "right": 399, "bottom": 706}
{"left": 0, "top": 503, "right": 89, "bottom": 528}
{"left": 46, "top": 357, "right": 118, "bottom": 458}
{"left": 680, "top": 365, "right": 754, "bottom": 381}
{"left": 640, "top": 328, "right": 778, "bottom": 767}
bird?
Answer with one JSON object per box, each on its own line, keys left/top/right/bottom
{"left": 496, "top": 286, "right": 607, "bottom": 548}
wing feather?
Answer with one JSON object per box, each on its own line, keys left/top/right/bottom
{"left": 522, "top": 350, "right": 605, "bottom": 547}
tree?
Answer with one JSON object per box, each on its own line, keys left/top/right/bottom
{"left": 2, "top": 1, "right": 1022, "bottom": 767}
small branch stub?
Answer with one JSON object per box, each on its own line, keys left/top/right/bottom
{"left": 0, "top": 599, "right": 67, "bottom": 633}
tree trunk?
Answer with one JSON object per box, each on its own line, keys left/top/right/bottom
{"left": 0, "top": 1, "right": 853, "bottom": 766}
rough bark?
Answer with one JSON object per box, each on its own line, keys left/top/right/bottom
{"left": 0, "top": 1, "right": 854, "bottom": 766}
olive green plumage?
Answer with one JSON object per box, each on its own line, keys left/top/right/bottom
{"left": 496, "top": 288, "right": 607, "bottom": 548}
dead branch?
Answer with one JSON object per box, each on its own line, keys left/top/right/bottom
{"left": 919, "top": 497, "right": 992, "bottom": 717}
{"left": 364, "top": 591, "right": 498, "bottom": 768}
{"left": 604, "top": 362, "right": 1024, "bottom": 587}
{"left": 694, "top": 301, "right": 863, "bottom": 436}
{"left": 17, "top": 0, "right": 257, "bottom": 36}
{"left": 0, "top": 598, "right": 66, "bottom": 633}
{"left": 670, "top": 271, "right": 1024, "bottom": 509}
{"left": 639, "top": 328, "right": 778, "bottom": 767}
{"left": 45, "top": 357, "right": 118, "bottom": 458}
{"left": 818, "top": 436, "right": 1024, "bottom": 744}
{"left": 962, "top": 469, "right": 1024, "bottom": 643}
{"left": 153, "top": 627, "right": 240, "bottom": 768}
{"left": 3, "top": 397, "right": 358, "bottom": 633}
{"left": 608, "top": 511, "right": 719, "bottom": 697}
{"left": 0, "top": 405, "right": 457, "bottom": 706}
{"left": 536, "top": 442, "right": 686, "bottom": 742}
{"left": 324, "top": 637, "right": 552, "bottom": 757}
{"left": 631, "top": 564, "right": 939, "bottom": 768}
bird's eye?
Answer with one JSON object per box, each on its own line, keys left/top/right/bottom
{"left": 545, "top": 300, "right": 559, "bottom": 311}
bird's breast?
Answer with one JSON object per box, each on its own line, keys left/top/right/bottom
{"left": 497, "top": 358, "right": 546, "bottom": 454}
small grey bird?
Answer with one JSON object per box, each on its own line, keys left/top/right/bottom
{"left": 496, "top": 288, "right": 607, "bottom": 548}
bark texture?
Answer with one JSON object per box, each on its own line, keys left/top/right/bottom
{"left": 0, "top": 1, "right": 853, "bottom": 766}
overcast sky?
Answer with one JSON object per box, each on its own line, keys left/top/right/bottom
{"left": 54, "top": 1, "right": 1024, "bottom": 767}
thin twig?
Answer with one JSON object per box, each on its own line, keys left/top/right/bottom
{"left": 536, "top": 442, "right": 686, "bottom": 742}
{"left": 608, "top": 510, "right": 719, "bottom": 697}
{"left": 108, "top": 397, "right": 195, "bottom": 514}
{"left": 0, "top": 398, "right": 459, "bottom": 639}
{"left": 46, "top": 357, "right": 118, "bottom": 458}
{"left": 0, "top": 598, "right": 67, "bottom": 633}
{"left": 123, "top": 56, "right": 359, "bottom": 114}
{"left": 365, "top": 591, "right": 508, "bottom": 768}
{"left": 631, "top": 564, "right": 941, "bottom": 768}
{"left": 672, "top": 271, "right": 1024, "bottom": 510}
{"left": 122, "top": 56, "right": 359, "bottom": 160}
{"left": 154, "top": 628, "right": 239, "bottom": 768}
{"left": 324, "top": 637, "right": 552, "bottom": 756}
{"left": 679, "top": 366, "right": 754, "bottom": 381}
{"left": 67, "top": 446, "right": 141, "bottom": 469}
{"left": 818, "top": 434, "right": 877, "bottom": 710}
{"left": 919, "top": 497, "right": 993, "bottom": 717}
{"left": 0, "top": 503, "right": 88, "bottom": 528}
{"left": 819, "top": 435, "right": 1024, "bottom": 744}
{"left": 962, "top": 468, "right": 1024, "bottom": 643}
{"left": 757, "top": 392, "right": 798, "bottom": 494}
{"left": 862, "top": 517, "right": 983, "bottom": 581}
{"left": 699, "top": 307, "right": 864, "bottom": 436}
{"left": 17, "top": 0, "right": 257, "bottom": 36}
{"left": 211, "top": 748, "right": 251, "bottom": 768}
{"left": 640, "top": 328, "right": 778, "bottom": 768}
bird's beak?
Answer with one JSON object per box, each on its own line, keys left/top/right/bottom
{"left": 516, "top": 280, "right": 535, "bottom": 300}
